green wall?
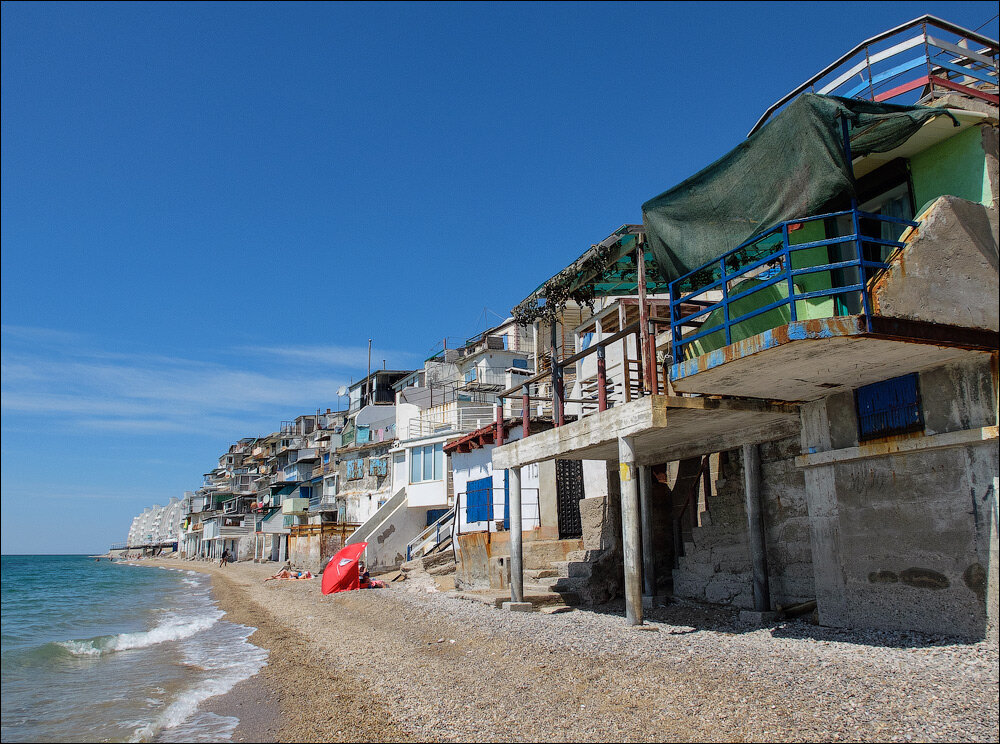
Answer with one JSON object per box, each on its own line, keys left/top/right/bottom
{"left": 910, "top": 124, "right": 991, "bottom": 211}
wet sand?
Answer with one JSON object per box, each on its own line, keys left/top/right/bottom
{"left": 148, "top": 559, "right": 410, "bottom": 743}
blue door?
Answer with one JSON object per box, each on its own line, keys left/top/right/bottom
{"left": 466, "top": 476, "right": 493, "bottom": 524}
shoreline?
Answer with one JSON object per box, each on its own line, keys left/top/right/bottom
{"left": 127, "top": 557, "right": 999, "bottom": 744}
{"left": 134, "top": 558, "right": 409, "bottom": 743}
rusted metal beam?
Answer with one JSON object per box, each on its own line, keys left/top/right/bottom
{"left": 866, "top": 315, "right": 999, "bottom": 351}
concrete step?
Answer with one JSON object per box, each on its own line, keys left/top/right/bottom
{"left": 492, "top": 591, "right": 581, "bottom": 610}
{"left": 525, "top": 568, "right": 560, "bottom": 580}
{"left": 422, "top": 550, "right": 456, "bottom": 576}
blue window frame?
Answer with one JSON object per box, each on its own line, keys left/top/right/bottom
{"left": 854, "top": 373, "right": 923, "bottom": 441}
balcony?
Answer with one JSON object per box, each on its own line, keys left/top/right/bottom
{"left": 281, "top": 498, "right": 309, "bottom": 515}
{"left": 407, "top": 404, "right": 496, "bottom": 439}
{"left": 460, "top": 367, "right": 520, "bottom": 391}
{"left": 669, "top": 204, "right": 998, "bottom": 401}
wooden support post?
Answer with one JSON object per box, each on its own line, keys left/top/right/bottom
{"left": 618, "top": 436, "right": 644, "bottom": 626}
{"left": 649, "top": 320, "right": 659, "bottom": 395}
{"left": 636, "top": 239, "right": 652, "bottom": 394}
{"left": 495, "top": 400, "right": 504, "bottom": 447}
{"left": 633, "top": 328, "right": 643, "bottom": 396}
{"left": 742, "top": 443, "right": 771, "bottom": 612}
{"left": 509, "top": 466, "right": 524, "bottom": 603}
{"left": 639, "top": 464, "right": 656, "bottom": 598}
{"left": 623, "top": 334, "right": 632, "bottom": 403}
{"left": 521, "top": 384, "right": 530, "bottom": 437}
{"left": 550, "top": 322, "right": 562, "bottom": 426}
{"left": 597, "top": 345, "right": 608, "bottom": 412}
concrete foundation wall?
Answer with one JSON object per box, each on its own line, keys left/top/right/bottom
{"left": 799, "top": 356, "right": 998, "bottom": 639}
{"left": 453, "top": 529, "right": 583, "bottom": 591}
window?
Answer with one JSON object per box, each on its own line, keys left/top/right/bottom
{"left": 855, "top": 373, "right": 924, "bottom": 441}
{"left": 410, "top": 443, "right": 444, "bottom": 483}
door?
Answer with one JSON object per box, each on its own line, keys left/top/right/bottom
{"left": 555, "top": 460, "right": 585, "bottom": 539}
{"left": 466, "top": 476, "right": 493, "bottom": 526}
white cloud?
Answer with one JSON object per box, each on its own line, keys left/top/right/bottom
{"left": 243, "top": 342, "right": 421, "bottom": 366}
{"left": 1, "top": 328, "right": 362, "bottom": 437}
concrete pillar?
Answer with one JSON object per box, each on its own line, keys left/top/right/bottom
{"left": 639, "top": 465, "right": 657, "bottom": 598}
{"left": 509, "top": 467, "right": 524, "bottom": 604}
{"left": 618, "top": 436, "right": 644, "bottom": 625}
{"left": 742, "top": 443, "right": 771, "bottom": 612}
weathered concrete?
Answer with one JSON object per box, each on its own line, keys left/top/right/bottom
{"left": 502, "top": 601, "right": 533, "bottom": 613}
{"left": 619, "top": 436, "right": 643, "bottom": 626}
{"left": 492, "top": 396, "right": 799, "bottom": 468}
{"left": 871, "top": 196, "right": 999, "bottom": 332}
{"left": 799, "top": 356, "right": 999, "bottom": 639}
{"left": 580, "top": 491, "right": 621, "bottom": 554}
{"left": 508, "top": 466, "right": 524, "bottom": 603}
{"left": 453, "top": 530, "right": 585, "bottom": 592}
{"left": 671, "top": 315, "right": 991, "bottom": 401}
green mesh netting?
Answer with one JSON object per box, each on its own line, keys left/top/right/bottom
{"left": 641, "top": 94, "right": 957, "bottom": 283}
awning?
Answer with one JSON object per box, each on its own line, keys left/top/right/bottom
{"left": 270, "top": 484, "right": 296, "bottom": 496}
{"left": 511, "top": 225, "right": 669, "bottom": 324}
{"left": 641, "top": 94, "right": 956, "bottom": 283}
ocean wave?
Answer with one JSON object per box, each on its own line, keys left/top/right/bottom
{"left": 56, "top": 611, "right": 224, "bottom": 657}
{"left": 129, "top": 627, "right": 267, "bottom": 743}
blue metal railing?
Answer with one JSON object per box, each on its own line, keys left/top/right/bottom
{"left": 669, "top": 209, "right": 918, "bottom": 361}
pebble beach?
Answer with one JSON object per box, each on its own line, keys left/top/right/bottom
{"left": 138, "top": 558, "right": 999, "bottom": 743}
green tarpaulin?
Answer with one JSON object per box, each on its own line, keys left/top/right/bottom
{"left": 641, "top": 94, "right": 956, "bottom": 283}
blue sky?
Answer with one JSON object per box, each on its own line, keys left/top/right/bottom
{"left": 2, "top": 1, "right": 997, "bottom": 554}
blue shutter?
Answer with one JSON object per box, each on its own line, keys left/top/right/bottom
{"left": 855, "top": 373, "right": 923, "bottom": 441}
{"left": 466, "top": 476, "right": 493, "bottom": 523}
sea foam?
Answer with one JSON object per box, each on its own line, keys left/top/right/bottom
{"left": 128, "top": 624, "right": 268, "bottom": 743}
{"left": 57, "top": 610, "right": 224, "bottom": 656}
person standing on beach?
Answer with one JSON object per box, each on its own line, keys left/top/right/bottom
{"left": 219, "top": 548, "right": 229, "bottom": 568}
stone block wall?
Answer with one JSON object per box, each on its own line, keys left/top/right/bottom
{"left": 672, "top": 436, "right": 814, "bottom": 609}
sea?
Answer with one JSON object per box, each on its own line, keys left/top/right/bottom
{"left": 0, "top": 555, "right": 267, "bottom": 743}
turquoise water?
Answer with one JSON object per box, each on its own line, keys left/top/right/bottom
{"left": 1, "top": 555, "right": 267, "bottom": 742}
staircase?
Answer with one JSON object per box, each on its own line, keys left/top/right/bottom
{"left": 405, "top": 507, "right": 455, "bottom": 562}
{"left": 671, "top": 455, "right": 755, "bottom": 609}
{"left": 524, "top": 548, "right": 612, "bottom": 605}
{"left": 400, "top": 540, "right": 458, "bottom": 591}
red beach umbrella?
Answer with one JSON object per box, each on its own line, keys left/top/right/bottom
{"left": 321, "top": 542, "right": 368, "bottom": 595}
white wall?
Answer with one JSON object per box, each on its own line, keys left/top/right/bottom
{"left": 395, "top": 402, "right": 420, "bottom": 441}
{"left": 452, "top": 439, "right": 540, "bottom": 533}
{"left": 407, "top": 479, "right": 448, "bottom": 508}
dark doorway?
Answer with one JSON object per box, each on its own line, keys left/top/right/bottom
{"left": 555, "top": 460, "right": 585, "bottom": 539}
